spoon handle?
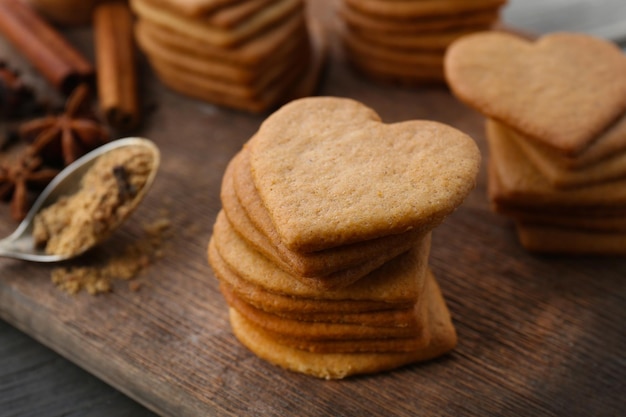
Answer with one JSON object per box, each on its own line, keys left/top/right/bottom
{"left": 0, "top": 236, "right": 62, "bottom": 262}
{"left": 0, "top": 238, "right": 20, "bottom": 259}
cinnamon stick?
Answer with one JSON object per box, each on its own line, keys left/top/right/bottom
{"left": 0, "top": 0, "right": 94, "bottom": 94}
{"left": 94, "top": 1, "right": 140, "bottom": 131}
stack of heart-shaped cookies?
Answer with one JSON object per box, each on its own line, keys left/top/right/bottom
{"left": 339, "top": 0, "right": 506, "bottom": 85}
{"left": 130, "top": 0, "right": 325, "bottom": 112}
{"left": 445, "top": 31, "right": 626, "bottom": 254}
{"left": 208, "top": 97, "right": 481, "bottom": 378}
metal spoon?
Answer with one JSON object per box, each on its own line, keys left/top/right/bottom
{"left": 0, "top": 137, "right": 160, "bottom": 262}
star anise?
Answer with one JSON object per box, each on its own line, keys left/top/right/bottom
{"left": 0, "top": 61, "right": 44, "bottom": 120}
{"left": 0, "top": 152, "right": 59, "bottom": 220}
{"left": 19, "top": 84, "right": 109, "bottom": 167}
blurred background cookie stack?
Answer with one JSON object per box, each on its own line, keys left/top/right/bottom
{"left": 339, "top": 0, "right": 507, "bottom": 85}
{"left": 131, "top": 0, "right": 324, "bottom": 112}
{"left": 208, "top": 97, "right": 481, "bottom": 378}
{"left": 445, "top": 31, "right": 626, "bottom": 254}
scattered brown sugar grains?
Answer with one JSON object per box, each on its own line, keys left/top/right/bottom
{"left": 50, "top": 214, "right": 172, "bottom": 296}
{"left": 33, "top": 144, "right": 157, "bottom": 257}
{"left": 143, "top": 217, "right": 171, "bottom": 238}
{"left": 52, "top": 267, "right": 112, "bottom": 295}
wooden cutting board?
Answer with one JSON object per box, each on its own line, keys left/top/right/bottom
{"left": 1, "top": 3, "right": 624, "bottom": 416}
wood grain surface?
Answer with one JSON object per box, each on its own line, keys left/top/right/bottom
{"left": 1, "top": 1, "right": 625, "bottom": 416}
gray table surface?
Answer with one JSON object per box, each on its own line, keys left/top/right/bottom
{"left": 2, "top": 1, "right": 626, "bottom": 416}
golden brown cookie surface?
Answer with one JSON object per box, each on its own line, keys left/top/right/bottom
{"left": 228, "top": 270, "right": 457, "bottom": 379}
{"left": 490, "top": 120, "right": 626, "bottom": 189}
{"left": 208, "top": 240, "right": 416, "bottom": 314}
{"left": 248, "top": 97, "right": 481, "bottom": 252}
{"left": 445, "top": 31, "right": 626, "bottom": 155}
{"left": 515, "top": 223, "right": 626, "bottom": 255}
{"left": 222, "top": 152, "right": 423, "bottom": 278}
{"left": 486, "top": 120, "right": 626, "bottom": 209}
{"left": 210, "top": 211, "right": 431, "bottom": 297}
{"left": 344, "top": 0, "right": 505, "bottom": 18}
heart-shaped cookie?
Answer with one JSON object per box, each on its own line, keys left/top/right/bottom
{"left": 247, "top": 97, "right": 480, "bottom": 252}
{"left": 444, "top": 31, "right": 626, "bottom": 155}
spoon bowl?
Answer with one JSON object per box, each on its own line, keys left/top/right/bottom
{"left": 0, "top": 137, "right": 160, "bottom": 262}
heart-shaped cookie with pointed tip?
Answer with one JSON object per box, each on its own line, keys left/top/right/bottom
{"left": 445, "top": 31, "right": 626, "bottom": 155}
{"left": 247, "top": 97, "right": 480, "bottom": 252}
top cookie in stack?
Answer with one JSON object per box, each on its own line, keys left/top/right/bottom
{"left": 340, "top": 0, "right": 507, "bottom": 85}
{"left": 208, "top": 97, "right": 481, "bottom": 378}
{"left": 445, "top": 31, "right": 626, "bottom": 254}
{"left": 131, "top": 0, "right": 325, "bottom": 112}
